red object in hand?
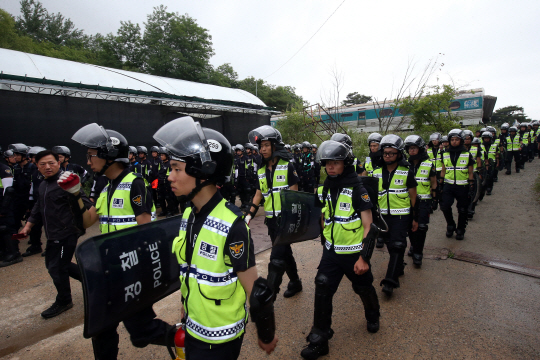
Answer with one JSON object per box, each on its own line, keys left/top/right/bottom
{"left": 12, "top": 233, "right": 27, "bottom": 240}
{"left": 58, "top": 173, "right": 80, "bottom": 190}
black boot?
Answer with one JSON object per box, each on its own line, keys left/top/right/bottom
{"left": 486, "top": 188, "right": 492, "bottom": 195}
{"left": 411, "top": 230, "right": 426, "bottom": 267}
{"left": 354, "top": 285, "right": 380, "bottom": 333}
{"left": 442, "top": 209, "right": 455, "bottom": 238}
{"left": 283, "top": 279, "right": 303, "bottom": 298}
{"left": 455, "top": 229, "right": 465, "bottom": 240}
{"left": 380, "top": 250, "right": 403, "bottom": 296}
{"left": 456, "top": 212, "right": 468, "bottom": 241}
{"left": 267, "top": 259, "right": 287, "bottom": 301}
{"left": 0, "top": 239, "right": 22, "bottom": 268}
{"left": 445, "top": 224, "right": 455, "bottom": 238}
{"left": 301, "top": 274, "right": 334, "bottom": 360}
{"left": 22, "top": 245, "right": 42, "bottom": 257}
{"left": 407, "top": 246, "right": 414, "bottom": 257}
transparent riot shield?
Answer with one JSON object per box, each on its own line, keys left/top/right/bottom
{"left": 75, "top": 216, "right": 181, "bottom": 338}
{"left": 272, "top": 190, "right": 323, "bottom": 246}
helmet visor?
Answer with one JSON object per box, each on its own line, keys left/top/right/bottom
{"left": 72, "top": 123, "right": 111, "bottom": 148}
{"left": 153, "top": 116, "right": 212, "bottom": 163}
{"left": 248, "top": 125, "right": 279, "bottom": 144}
{"left": 316, "top": 140, "right": 350, "bottom": 162}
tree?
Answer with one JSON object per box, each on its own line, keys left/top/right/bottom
{"left": 398, "top": 84, "right": 462, "bottom": 134}
{"left": 274, "top": 106, "right": 317, "bottom": 145}
{"left": 142, "top": 5, "right": 214, "bottom": 82}
{"left": 341, "top": 92, "right": 372, "bottom": 106}
{"left": 490, "top": 106, "right": 530, "bottom": 127}
{"left": 238, "top": 77, "right": 303, "bottom": 111}
{"left": 206, "top": 63, "right": 238, "bottom": 88}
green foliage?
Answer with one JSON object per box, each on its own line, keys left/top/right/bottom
{"left": 398, "top": 84, "right": 462, "bottom": 135}
{"left": 341, "top": 92, "right": 372, "bottom": 106}
{"left": 238, "top": 77, "right": 303, "bottom": 111}
{"left": 491, "top": 105, "right": 531, "bottom": 127}
{"left": 274, "top": 106, "right": 317, "bottom": 144}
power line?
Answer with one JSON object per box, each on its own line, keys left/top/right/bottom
{"left": 264, "top": 0, "right": 347, "bottom": 80}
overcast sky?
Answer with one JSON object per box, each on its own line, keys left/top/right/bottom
{"left": 3, "top": 0, "right": 540, "bottom": 118}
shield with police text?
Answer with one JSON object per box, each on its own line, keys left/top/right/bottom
{"left": 75, "top": 216, "right": 181, "bottom": 338}
{"left": 273, "top": 190, "right": 323, "bottom": 246}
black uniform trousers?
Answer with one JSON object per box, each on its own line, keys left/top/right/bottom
{"left": 92, "top": 307, "right": 169, "bottom": 360}
{"left": 185, "top": 332, "right": 244, "bottom": 360}
{"left": 505, "top": 151, "right": 520, "bottom": 172}
{"left": 235, "top": 176, "right": 251, "bottom": 205}
{"left": 267, "top": 217, "right": 299, "bottom": 281}
{"left": 408, "top": 200, "right": 431, "bottom": 257}
{"left": 381, "top": 214, "right": 410, "bottom": 287}
{"left": 45, "top": 235, "right": 78, "bottom": 305}
{"left": 440, "top": 184, "right": 469, "bottom": 230}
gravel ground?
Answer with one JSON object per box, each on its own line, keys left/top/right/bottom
{"left": 1, "top": 160, "right": 539, "bottom": 359}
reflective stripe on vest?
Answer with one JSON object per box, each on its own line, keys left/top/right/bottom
{"left": 364, "top": 157, "right": 374, "bottom": 176}
{"left": 414, "top": 160, "right": 433, "bottom": 199}
{"left": 317, "top": 186, "right": 364, "bottom": 254}
{"left": 172, "top": 200, "right": 247, "bottom": 344}
{"left": 96, "top": 172, "right": 156, "bottom": 233}
{"left": 506, "top": 135, "right": 521, "bottom": 151}
{"left": 258, "top": 159, "right": 289, "bottom": 218}
{"left": 428, "top": 147, "right": 443, "bottom": 171}
{"left": 443, "top": 152, "right": 470, "bottom": 185}
{"left": 373, "top": 167, "right": 411, "bottom": 215}
{"left": 481, "top": 143, "right": 498, "bottom": 162}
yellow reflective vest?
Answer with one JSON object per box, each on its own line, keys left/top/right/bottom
{"left": 442, "top": 151, "right": 471, "bottom": 185}
{"left": 372, "top": 166, "right": 411, "bottom": 215}
{"left": 257, "top": 159, "right": 290, "bottom": 218}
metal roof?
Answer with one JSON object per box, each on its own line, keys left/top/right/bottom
{"left": 0, "top": 48, "right": 277, "bottom": 114}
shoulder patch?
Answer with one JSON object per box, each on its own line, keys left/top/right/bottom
{"left": 229, "top": 241, "right": 244, "bottom": 259}
{"left": 361, "top": 193, "right": 370, "bottom": 202}
{"left": 132, "top": 195, "right": 142, "bottom": 206}
{"left": 5, "top": 169, "right": 11, "bottom": 175}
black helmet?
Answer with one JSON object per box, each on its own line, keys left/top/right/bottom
{"left": 301, "top": 141, "right": 312, "bottom": 149}
{"left": 129, "top": 146, "right": 137, "bottom": 155}
{"left": 71, "top": 123, "right": 129, "bottom": 164}
{"left": 330, "top": 133, "right": 352, "bottom": 148}
{"left": 404, "top": 135, "right": 426, "bottom": 152}
{"left": 471, "top": 137, "right": 481, "bottom": 145}
{"left": 150, "top": 146, "right": 160, "bottom": 153}
{"left": 153, "top": 116, "right": 233, "bottom": 184}
{"left": 519, "top": 123, "right": 528, "bottom": 129}
{"left": 486, "top": 126, "right": 496, "bottom": 133}
{"left": 429, "top": 132, "right": 442, "bottom": 142}
{"left": 158, "top": 146, "right": 168, "bottom": 154}
{"left": 367, "top": 133, "right": 383, "bottom": 144}
{"left": 285, "top": 144, "right": 291, "bottom": 150}
{"left": 448, "top": 129, "right": 465, "bottom": 141}
{"left": 462, "top": 130, "right": 474, "bottom": 140}
{"left": 244, "top": 143, "right": 253, "bottom": 151}
{"left": 28, "top": 146, "right": 46, "bottom": 157}
{"left": 532, "top": 120, "right": 539, "bottom": 126}
{"left": 311, "top": 143, "right": 318, "bottom": 150}
{"left": 380, "top": 134, "right": 404, "bottom": 151}
{"left": 252, "top": 144, "right": 259, "bottom": 152}
{"left": 441, "top": 136, "right": 449, "bottom": 142}
{"left": 235, "top": 144, "right": 245, "bottom": 152}
{"left": 136, "top": 146, "right": 148, "bottom": 155}
{"left": 52, "top": 146, "right": 71, "bottom": 157}
{"left": 8, "top": 143, "right": 29, "bottom": 155}
{"left": 501, "top": 123, "right": 509, "bottom": 130}
{"left": 481, "top": 131, "right": 493, "bottom": 139}
{"left": 509, "top": 126, "right": 517, "bottom": 132}
{"left": 248, "top": 125, "right": 283, "bottom": 145}
{"left": 479, "top": 128, "right": 487, "bottom": 133}
{"left": 316, "top": 140, "right": 353, "bottom": 167}
{"left": 4, "top": 149, "right": 14, "bottom": 158}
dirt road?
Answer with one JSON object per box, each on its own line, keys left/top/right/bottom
{"left": 1, "top": 160, "right": 539, "bottom": 359}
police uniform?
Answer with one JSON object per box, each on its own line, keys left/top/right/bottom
{"left": 172, "top": 192, "right": 255, "bottom": 359}
{"left": 467, "top": 145, "right": 483, "bottom": 217}
{"left": 480, "top": 140, "right": 499, "bottom": 194}
{"left": 12, "top": 161, "right": 36, "bottom": 228}
{"left": 157, "top": 158, "right": 179, "bottom": 216}
{"left": 373, "top": 164, "right": 417, "bottom": 291}
{"left": 299, "top": 152, "right": 315, "bottom": 193}
{"left": 504, "top": 132, "right": 521, "bottom": 174}
{"left": 26, "top": 165, "right": 45, "bottom": 254}
{"left": 256, "top": 158, "right": 302, "bottom": 298}
{"left": 519, "top": 128, "right": 529, "bottom": 167}
{"left": 0, "top": 163, "right": 18, "bottom": 265}
{"left": 92, "top": 169, "right": 167, "bottom": 359}
{"left": 234, "top": 154, "right": 252, "bottom": 207}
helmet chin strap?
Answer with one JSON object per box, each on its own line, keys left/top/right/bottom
{"left": 96, "top": 160, "right": 112, "bottom": 176}
{"left": 178, "top": 178, "right": 213, "bottom": 203}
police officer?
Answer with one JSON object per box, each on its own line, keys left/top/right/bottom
{"left": 527, "top": 123, "right": 535, "bottom": 162}
{"left": 0, "top": 159, "right": 18, "bottom": 267}
{"left": 71, "top": 123, "right": 171, "bottom": 360}
{"left": 9, "top": 144, "right": 36, "bottom": 231}
{"left": 372, "top": 135, "right": 418, "bottom": 296}
{"left": 504, "top": 126, "right": 521, "bottom": 175}
{"left": 52, "top": 146, "right": 90, "bottom": 183}
{"left": 299, "top": 141, "right": 316, "bottom": 193}
{"left": 244, "top": 143, "right": 257, "bottom": 201}
{"left": 532, "top": 120, "right": 540, "bottom": 158}
{"left": 25, "top": 146, "right": 47, "bottom": 257}
{"left": 480, "top": 131, "right": 499, "bottom": 196}
{"left": 233, "top": 144, "right": 252, "bottom": 207}
{"left": 128, "top": 146, "right": 140, "bottom": 173}
{"left": 150, "top": 145, "right": 163, "bottom": 208}
{"left": 311, "top": 143, "right": 321, "bottom": 186}
{"left": 427, "top": 133, "right": 443, "bottom": 211}
{"left": 330, "top": 133, "right": 363, "bottom": 175}
{"left": 4, "top": 149, "right": 17, "bottom": 169}
{"left": 136, "top": 146, "right": 153, "bottom": 183}
{"left": 404, "top": 135, "right": 436, "bottom": 267}
{"left": 154, "top": 117, "right": 277, "bottom": 358}
{"left": 440, "top": 129, "right": 476, "bottom": 240}
{"left": 467, "top": 137, "right": 484, "bottom": 218}
{"left": 518, "top": 123, "right": 529, "bottom": 168}
{"left": 248, "top": 125, "right": 303, "bottom": 300}
{"left": 441, "top": 136, "right": 450, "bottom": 151}
{"left": 301, "top": 140, "right": 380, "bottom": 360}
{"left": 157, "top": 146, "right": 179, "bottom": 217}
{"left": 362, "top": 133, "right": 383, "bottom": 176}
{"left": 486, "top": 126, "right": 500, "bottom": 182}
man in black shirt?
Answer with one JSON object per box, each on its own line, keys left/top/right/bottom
{"left": 0, "top": 162, "right": 18, "bottom": 267}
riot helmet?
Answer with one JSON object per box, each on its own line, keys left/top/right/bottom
{"left": 284, "top": 144, "right": 291, "bottom": 151}
{"left": 301, "top": 141, "right": 312, "bottom": 150}
{"left": 441, "top": 136, "right": 449, "bottom": 143}
{"left": 316, "top": 140, "right": 354, "bottom": 168}
{"left": 28, "top": 146, "right": 46, "bottom": 158}
{"left": 150, "top": 145, "right": 160, "bottom": 154}
{"left": 462, "top": 130, "right": 474, "bottom": 140}
{"left": 471, "top": 137, "right": 481, "bottom": 145}
{"left": 330, "top": 133, "right": 353, "bottom": 149}
{"left": 71, "top": 123, "right": 130, "bottom": 169}
{"left": 367, "top": 133, "right": 383, "bottom": 144}
{"left": 52, "top": 146, "right": 71, "bottom": 157}
{"left": 448, "top": 129, "right": 465, "bottom": 141}
{"left": 509, "top": 126, "right": 517, "bottom": 133}
{"left": 8, "top": 143, "right": 29, "bottom": 155}
{"left": 404, "top": 135, "right": 426, "bottom": 153}
{"left": 129, "top": 146, "right": 137, "bottom": 155}
{"left": 501, "top": 123, "right": 509, "bottom": 131}
{"left": 153, "top": 117, "right": 233, "bottom": 195}
{"left": 311, "top": 143, "right": 318, "bottom": 150}
{"left": 248, "top": 125, "right": 283, "bottom": 145}
{"left": 136, "top": 146, "right": 148, "bottom": 155}
{"left": 380, "top": 134, "right": 404, "bottom": 151}
{"left": 235, "top": 144, "right": 245, "bottom": 153}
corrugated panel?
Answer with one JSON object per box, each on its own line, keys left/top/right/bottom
{"left": 0, "top": 48, "right": 266, "bottom": 107}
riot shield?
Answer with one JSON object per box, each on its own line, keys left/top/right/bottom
{"left": 471, "top": 172, "right": 481, "bottom": 203}
{"left": 273, "top": 190, "right": 323, "bottom": 246}
{"left": 75, "top": 216, "right": 182, "bottom": 338}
